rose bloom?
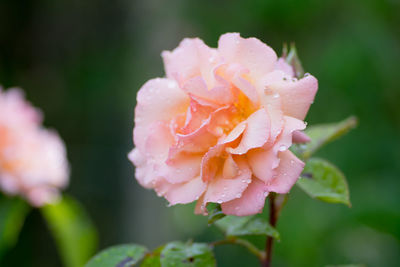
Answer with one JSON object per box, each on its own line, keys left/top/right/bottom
{"left": 129, "top": 33, "right": 318, "bottom": 216}
{"left": 0, "top": 88, "right": 69, "bottom": 206}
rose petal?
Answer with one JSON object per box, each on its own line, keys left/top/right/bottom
{"left": 221, "top": 178, "right": 268, "bottom": 216}
{"left": 201, "top": 143, "right": 226, "bottom": 182}
{"left": 160, "top": 154, "right": 202, "bottom": 184}
{"left": 247, "top": 148, "right": 280, "bottom": 183}
{"left": 265, "top": 150, "right": 304, "bottom": 194}
{"left": 275, "top": 58, "right": 294, "bottom": 76}
{"left": 203, "top": 157, "right": 251, "bottom": 204}
{"left": 160, "top": 176, "right": 207, "bottom": 205}
{"left": 128, "top": 148, "right": 156, "bottom": 188}
{"left": 162, "top": 38, "right": 219, "bottom": 87}
{"left": 228, "top": 108, "right": 270, "bottom": 154}
{"left": 222, "top": 154, "right": 239, "bottom": 179}
{"left": 145, "top": 121, "right": 174, "bottom": 160}
{"left": 218, "top": 33, "right": 278, "bottom": 80}
{"left": 134, "top": 78, "right": 188, "bottom": 152}
{"left": 261, "top": 71, "right": 318, "bottom": 120}
{"left": 183, "top": 76, "right": 233, "bottom": 105}
{"left": 272, "top": 116, "right": 306, "bottom": 153}
{"left": 181, "top": 98, "right": 215, "bottom": 134}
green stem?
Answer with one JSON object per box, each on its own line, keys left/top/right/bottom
{"left": 211, "top": 237, "right": 265, "bottom": 261}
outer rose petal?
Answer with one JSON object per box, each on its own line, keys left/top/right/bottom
{"left": 266, "top": 150, "right": 304, "bottom": 194}
{"left": 228, "top": 108, "right": 270, "bottom": 154}
{"left": 221, "top": 178, "right": 268, "bottom": 216}
{"left": 273, "top": 116, "right": 306, "bottom": 153}
{"left": 128, "top": 148, "right": 155, "bottom": 188}
{"left": 159, "top": 154, "right": 202, "bottom": 184}
{"left": 218, "top": 33, "right": 278, "bottom": 80}
{"left": 160, "top": 176, "right": 207, "bottom": 205}
{"left": 134, "top": 78, "right": 189, "bottom": 152}
{"left": 162, "top": 38, "right": 218, "bottom": 87}
{"left": 261, "top": 71, "right": 318, "bottom": 120}
{"left": 275, "top": 58, "right": 294, "bottom": 76}
{"left": 145, "top": 121, "right": 174, "bottom": 160}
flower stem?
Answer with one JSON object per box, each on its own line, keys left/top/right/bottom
{"left": 263, "top": 194, "right": 278, "bottom": 267}
{"left": 211, "top": 237, "right": 265, "bottom": 261}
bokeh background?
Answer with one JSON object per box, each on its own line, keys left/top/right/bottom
{"left": 1, "top": 0, "right": 399, "bottom": 266}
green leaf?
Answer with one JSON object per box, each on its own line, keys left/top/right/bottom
{"left": 284, "top": 43, "right": 305, "bottom": 78}
{"left": 0, "top": 196, "right": 29, "bottom": 258}
{"left": 215, "top": 215, "right": 280, "bottom": 240}
{"left": 297, "top": 158, "right": 350, "bottom": 206}
{"left": 293, "top": 116, "right": 357, "bottom": 160}
{"left": 41, "top": 195, "right": 98, "bottom": 267}
{"left": 85, "top": 244, "right": 147, "bottom": 267}
{"left": 140, "top": 246, "right": 163, "bottom": 267}
{"left": 206, "top": 203, "right": 225, "bottom": 225}
{"left": 160, "top": 241, "right": 216, "bottom": 267}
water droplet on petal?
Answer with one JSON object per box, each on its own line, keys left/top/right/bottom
{"left": 217, "top": 199, "right": 223, "bottom": 204}
{"left": 273, "top": 93, "right": 279, "bottom": 99}
{"left": 236, "top": 193, "right": 242, "bottom": 198}
{"left": 278, "top": 145, "right": 287, "bottom": 152}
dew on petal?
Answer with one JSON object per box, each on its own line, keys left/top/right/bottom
{"left": 278, "top": 145, "right": 287, "bottom": 152}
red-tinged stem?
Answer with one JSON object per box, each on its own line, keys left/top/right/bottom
{"left": 262, "top": 194, "right": 277, "bottom": 267}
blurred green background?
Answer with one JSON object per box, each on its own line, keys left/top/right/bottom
{"left": 1, "top": 0, "right": 399, "bottom": 266}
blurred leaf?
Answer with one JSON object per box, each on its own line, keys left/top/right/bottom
{"left": 160, "top": 241, "right": 216, "bottom": 267}
{"left": 293, "top": 116, "right": 357, "bottom": 160}
{"left": 0, "top": 196, "right": 29, "bottom": 258}
{"left": 325, "top": 265, "right": 366, "bottom": 267}
{"left": 206, "top": 203, "right": 225, "bottom": 225}
{"left": 140, "top": 246, "right": 163, "bottom": 267}
{"left": 41, "top": 195, "right": 98, "bottom": 267}
{"left": 297, "top": 158, "right": 350, "bottom": 206}
{"left": 85, "top": 244, "right": 147, "bottom": 267}
{"left": 356, "top": 210, "right": 400, "bottom": 239}
{"left": 215, "top": 216, "right": 279, "bottom": 240}
{"left": 285, "top": 43, "right": 304, "bottom": 78}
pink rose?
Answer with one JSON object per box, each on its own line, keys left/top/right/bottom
{"left": 129, "top": 33, "right": 318, "bottom": 216}
{"left": 0, "top": 88, "right": 69, "bottom": 206}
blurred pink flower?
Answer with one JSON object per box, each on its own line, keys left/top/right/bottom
{"left": 0, "top": 88, "right": 69, "bottom": 206}
{"left": 129, "top": 33, "right": 318, "bottom": 216}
